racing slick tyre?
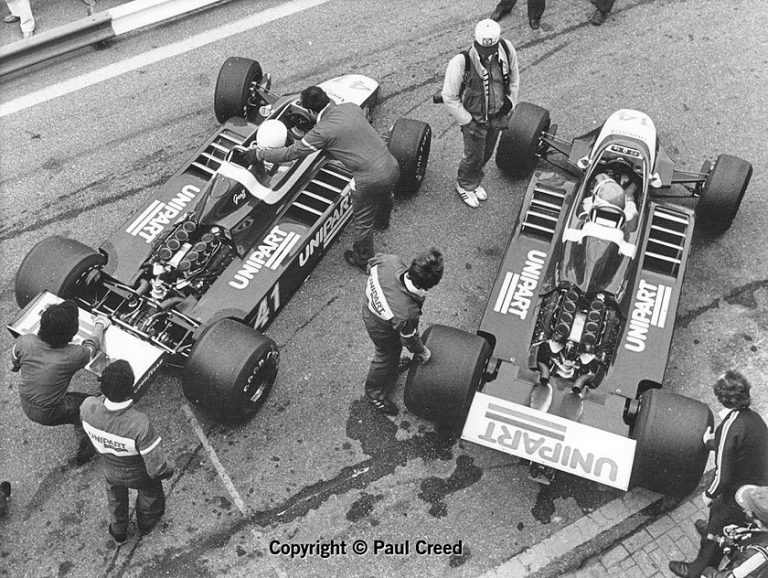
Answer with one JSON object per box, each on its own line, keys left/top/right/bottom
{"left": 214, "top": 57, "right": 263, "bottom": 124}
{"left": 496, "top": 102, "right": 550, "bottom": 178}
{"left": 183, "top": 319, "right": 279, "bottom": 424}
{"left": 629, "top": 388, "right": 713, "bottom": 497}
{"left": 404, "top": 324, "right": 492, "bottom": 431}
{"left": 388, "top": 117, "right": 432, "bottom": 197}
{"left": 696, "top": 154, "right": 752, "bottom": 234}
{"left": 15, "top": 236, "right": 106, "bottom": 308}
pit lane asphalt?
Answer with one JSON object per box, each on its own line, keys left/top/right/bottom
{"left": 0, "top": 0, "right": 766, "bottom": 576}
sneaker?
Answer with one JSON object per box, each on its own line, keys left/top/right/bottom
{"left": 474, "top": 186, "right": 488, "bottom": 201}
{"left": 344, "top": 250, "right": 368, "bottom": 273}
{"left": 455, "top": 183, "right": 479, "bottom": 208}
{"left": 590, "top": 9, "right": 607, "bottom": 25}
{"left": 529, "top": 18, "right": 540, "bottom": 30}
{"left": 365, "top": 393, "right": 399, "bottom": 416}
{"left": 3, "top": 14, "right": 20, "bottom": 23}
{"left": 109, "top": 524, "right": 127, "bottom": 546}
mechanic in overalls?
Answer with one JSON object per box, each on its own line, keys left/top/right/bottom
{"left": 361, "top": 248, "right": 444, "bottom": 415}
{"left": 243, "top": 86, "right": 400, "bottom": 272}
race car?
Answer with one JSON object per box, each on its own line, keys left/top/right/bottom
{"left": 404, "top": 104, "right": 752, "bottom": 496}
{"left": 8, "top": 57, "right": 432, "bottom": 424}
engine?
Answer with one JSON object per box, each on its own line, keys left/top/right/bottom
{"left": 530, "top": 283, "right": 622, "bottom": 392}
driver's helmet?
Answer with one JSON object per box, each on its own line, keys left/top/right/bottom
{"left": 256, "top": 119, "right": 288, "bottom": 150}
{"left": 591, "top": 173, "right": 625, "bottom": 209}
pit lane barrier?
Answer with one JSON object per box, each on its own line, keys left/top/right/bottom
{"left": 0, "top": 0, "right": 232, "bottom": 77}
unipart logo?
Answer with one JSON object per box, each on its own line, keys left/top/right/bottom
{"left": 624, "top": 279, "right": 672, "bottom": 352}
{"left": 298, "top": 194, "right": 352, "bottom": 267}
{"left": 229, "top": 226, "right": 301, "bottom": 289}
{"left": 126, "top": 185, "right": 200, "bottom": 243}
{"left": 492, "top": 249, "right": 547, "bottom": 319}
{"left": 476, "top": 402, "right": 620, "bottom": 484}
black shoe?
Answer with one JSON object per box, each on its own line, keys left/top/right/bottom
{"left": 366, "top": 394, "right": 399, "bottom": 416}
{"left": 0, "top": 482, "right": 10, "bottom": 497}
{"left": 668, "top": 561, "right": 691, "bottom": 578}
{"left": 109, "top": 524, "right": 127, "bottom": 546}
{"left": 694, "top": 518, "right": 708, "bottom": 537}
{"left": 75, "top": 438, "right": 97, "bottom": 465}
{"left": 344, "top": 250, "right": 368, "bottom": 273}
{"left": 529, "top": 18, "right": 540, "bottom": 29}
{"left": 374, "top": 218, "right": 390, "bottom": 231}
{"left": 490, "top": 9, "right": 505, "bottom": 21}
{"left": 590, "top": 9, "right": 607, "bottom": 25}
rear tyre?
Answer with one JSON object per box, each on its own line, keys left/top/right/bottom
{"left": 629, "top": 388, "right": 713, "bottom": 496}
{"left": 696, "top": 154, "right": 752, "bottom": 234}
{"left": 214, "top": 57, "right": 263, "bottom": 124}
{"left": 388, "top": 117, "right": 432, "bottom": 196}
{"left": 183, "top": 319, "right": 279, "bottom": 424}
{"left": 404, "top": 324, "right": 492, "bottom": 431}
{"left": 495, "top": 102, "right": 550, "bottom": 178}
{"left": 15, "top": 236, "right": 106, "bottom": 308}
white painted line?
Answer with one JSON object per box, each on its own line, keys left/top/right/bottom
{"left": 0, "top": 0, "right": 332, "bottom": 118}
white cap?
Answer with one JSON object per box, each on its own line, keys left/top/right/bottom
{"left": 256, "top": 119, "right": 288, "bottom": 150}
{"left": 475, "top": 19, "right": 500, "bottom": 47}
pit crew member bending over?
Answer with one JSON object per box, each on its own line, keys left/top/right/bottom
{"left": 581, "top": 172, "right": 639, "bottom": 232}
{"left": 670, "top": 371, "right": 768, "bottom": 578}
{"left": 362, "top": 248, "right": 444, "bottom": 416}
{"left": 80, "top": 360, "right": 174, "bottom": 545}
{"left": 243, "top": 86, "right": 400, "bottom": 272}
{"left": 11, "top": 300, "right": 109, "bottom": 465}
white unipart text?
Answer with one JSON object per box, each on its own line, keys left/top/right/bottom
{"left": 493, "top": 249, "right": 547, "bottom": 319}
{"left": 299, "top": 195, "right": 353, "bottom": 267}
{"left": 624, "top": 279, "right": 672, "bottom": 352}
{"left": 229, "top": 226, "right": 300, "bottom": 289}
{"left": 477, "top": 421, "right": 619, "bottom": 483}
{"left": 126, "top": 184, "right": 200, "bottom": 243}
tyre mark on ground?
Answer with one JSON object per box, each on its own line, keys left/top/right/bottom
{"left": 676, "top": 277, "right": 768, "bottom": 328}
{"left": 276, "top": 294, "right": 339, "bottom": 347}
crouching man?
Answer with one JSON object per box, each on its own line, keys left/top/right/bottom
{"left": 80, "top": 360, "right": 174, "bottom": 545}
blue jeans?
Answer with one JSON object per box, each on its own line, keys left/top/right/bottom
{"left": 104, "top": 465, "right": 166, "bottom": 535}
{"left": 457, "top": 121, "right": 501, "bottom": 191}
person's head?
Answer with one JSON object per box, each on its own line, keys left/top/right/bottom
{"left": 100, "top": 360, "right": 135, "bottom": 403}
{"left": 592, "top": 173, "right": 625, "bottom": 209}
{"left": 300, "top": 86, "right": 331, "bottom": 114}
{"left": 735, "top": 485, "right": 768, "bottom": 526}
{"left": 714, "top": 370, "right": 751, "bottom": 409}
{"left": 408, "top": 247, "right": 444, "bottom": 290}
{"left": 474, "top": 19, "right": 501, "bottom": 58}
{"left": 256, "top": 119, "right": 288, "bottom": 150}
{"left": 38, "top": 300, "right": 79, "bottom": 347}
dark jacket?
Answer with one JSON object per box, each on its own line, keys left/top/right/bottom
{"left": 706, "top": 408, "right": 768, "bottom": 500}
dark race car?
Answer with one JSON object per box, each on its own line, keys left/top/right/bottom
{"left": 9, "top": 57, "right": 432, "bottom": 424}
{"left": 404, "top": 104, "right": 752, "bottom": 496}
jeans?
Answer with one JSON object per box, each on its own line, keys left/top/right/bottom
{"left": 457, "top": 120, "right": 501, "bottom": 191}
{"left": 105, "top": 465, "right": 166, "bottom": 535}
{"left": 364, "top": 325, "right": 402, "bottom": 398}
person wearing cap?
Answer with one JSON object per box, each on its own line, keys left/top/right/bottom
{"left": 361, "top": 248, "right": 444, "bottom": 415}
{"left": 701, "top": 485, "right": 768, "bottom": 577}
{"left": 490, "top": 0, "right": 546, "bottom": 30}
{"left": 581, "top": 172, "right": 639, "bottom": 231}
{"left": 80, "top": 360, "right": 174, "bottom": 545}
{"left": 245, "top": 86, "right": 400, "bottom": 272}
{"left": 670, "top": 371, "right": 768, "bottom": 578}
{"left": 11, "top": 300, "right": 110, "bottom": 465}
{"left": 441, "top": 19, "right": 519, "bottom": 208}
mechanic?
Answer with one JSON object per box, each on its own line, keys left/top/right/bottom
{"left": 243, "top": 86, "right": 400, "bottom": 272}
{"left": 3, "top": 0, "right": 34, "bottom": 38}
{"left": 589, "top": 0, "right": 615, "bottom": 25}
{"left": 11, "top": 300, "right": 109, "bottom": 465}
{"left": 362, "top": 248, "right": 444, "bottom": 415}
{"left": 80, "top": 360, "right": 175, "bottom": 545}
{"left": 441, "top": 19, "right": 520, "bottom": 208}
{"left": 670, "top": 371, "right": 768, "bottom": 578}
{"left": 581, "top": 172, "right": 639, "bottom": 231}
{"left": 702, "top": 485, "right": 768, "bottom": 578}
{"left": 490, "top": 0, "right": 546, "bottom": 30}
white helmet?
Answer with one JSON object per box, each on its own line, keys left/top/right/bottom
{"left": 256, "top": 119, "right": 288, "bottom": 150}
{"left": 592, "top": 173, "right": 625, "bottom": 209}
{"left": 475, "top": 19, "right": 500, "bottom": 47}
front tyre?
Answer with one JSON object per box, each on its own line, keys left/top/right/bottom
{"left": 495, "top": 102, "right": 550, "bottom": 178}
{"left": 404, "top": 324, "right": 492, "bottom": 431}
{"left": 15, "top": 236, "right": 106, "bottom": 308}
{"left": 696, "top": 154, "right": 752, "bottom": 234}
{"left": 629, "top": 388, "right": 713, "bottom": 496}
{"left": 183, "top": 319, "right": 279, "bottom": 424}
{"left": 387, "top": 118, "right": 432, "bottom": 196}
{"left": 214, "top": 57, "right": 263, "bottom": 124}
